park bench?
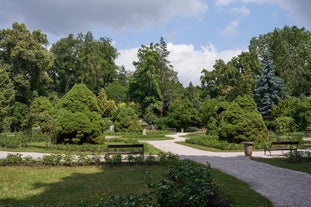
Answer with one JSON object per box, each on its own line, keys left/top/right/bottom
{"left": 264, "top": 141, "right": 299, "bottom": 155}
{"left": 106, "top": 144, "right": 144, "bottom": 157}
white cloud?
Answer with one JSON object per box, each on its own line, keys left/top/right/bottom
{"left": 216, "top": 0, "right": 235, "bottom": 6}
{"left": 231, "top": 5, "right": 250, "bottom": 16}
{"left": 216, "top": 0, "right": 311, "bottom": 28}
{"left": 221, "top": 20, "right": 240, "bottom": 36}
{"left": 0, "top": 0, "right": 208, "bottom": 36}
{"left": 115, "top": 43, "right": 243, "bottom": 86}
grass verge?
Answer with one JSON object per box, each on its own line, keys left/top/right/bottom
{"left": 252, "top": 158, "right": 311, "bottom": 174}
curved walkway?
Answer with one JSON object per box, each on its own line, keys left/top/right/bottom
{"left": 144, "top": 133, "right": 311, "bottom": 207}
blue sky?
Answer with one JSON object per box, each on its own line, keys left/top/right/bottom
{"left": 1, "top": 0, "right": 310, "bottom": 86}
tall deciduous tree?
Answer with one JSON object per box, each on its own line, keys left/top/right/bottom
{"left": 129, "top": 43, "right": 162, "bottom": 114}
{"left": 157, "top": 37, "right": 179, "bottom": 115}
{"left": 0, "top": 65, "right": 15, "bottom": 131}
{"left": 0, "top": 22, "right": 53, "bottom": 104}
{"left": 254, "top": 49, "right": 285, "bottom": 117}
{"left": 249, "top": 26, "right": 311, "bottom": 96}
{"left": 49, "top": 32, "right": 118, "bottom": 95}
{"left": 129, "top": 38, "right": 180, "bottom": 120}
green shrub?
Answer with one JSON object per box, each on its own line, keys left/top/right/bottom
{"left": 186, "top": 134, "right": 243, "bottom": 150}
{"left": 0, "top": 132, "right": 30, "bottom": 148}
{"left": 153, "top": 159, "right": 221, "bottom": 207}
{"left": 273, "top": 116, "right": 297, "bottom": 134}
{"left": 55, "top": 84, "right": 106, "bottom": 144}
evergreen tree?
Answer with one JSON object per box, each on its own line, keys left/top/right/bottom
{"left": 254, "top": 49, "right": 285, "bottom": 117}
{"left": 55, "top": 84, "right": 105, "bottom": 144}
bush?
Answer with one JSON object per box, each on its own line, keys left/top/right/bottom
{"left": 55, "top": 84, "right": 106, "bottom": 144}
{"left": 186, "top": 134, "right": 243, "bottom": 150}
{"left": 152, "top": 159, "right": 225, "bottom": 207}
{"left": 273, "top": 116, "right": 297, "bottom": 134}
{"left": 0, "top": 132, "right": 30, "bottom": 148}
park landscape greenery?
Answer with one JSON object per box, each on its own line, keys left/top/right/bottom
{"left": 0, "top": 22, "right": 311, "bottom": 206}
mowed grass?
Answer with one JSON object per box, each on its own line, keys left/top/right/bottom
{"left": 0, "top": 165, "right": 167, "bottom": 207}
{"left": 0, "top": 165, "right": 273, "bottom": 207}
{"left": 252, "top": 158, "right": 311, "bottom": 174}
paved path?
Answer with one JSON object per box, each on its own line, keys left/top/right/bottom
{"left": 144, "top": 133, "right": 311, "bottom": 207}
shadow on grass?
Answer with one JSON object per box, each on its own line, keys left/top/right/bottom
{"left": 0, "top": 165, "right": 167, "bottom": 207}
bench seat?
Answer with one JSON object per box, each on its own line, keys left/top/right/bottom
{"left": 264, "top": 141, "right": 299, "bottom": 155}
{"left": 107, "top": 144, "right": 144, "bottom": 156}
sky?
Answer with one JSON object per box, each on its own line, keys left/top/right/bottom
{"left": 1, "top": 0, "right": 311, "bottom": 86}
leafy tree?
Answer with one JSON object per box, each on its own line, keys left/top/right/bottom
{"left": 157, "top": 37, "right": 179, "bottom": 115}
{"left": 0, "top": 65, "right": 15, "bottom": 131}
{"left": 129, "top": 38, "right": 180, "bottom": 117}
{"left": 165, "top": 99, "right": 201, "bottom": 130}
{"left": 254, "top": 49, "right": 285, "bottom": 117}
{"left": 114, "top": 106, "right": 141, "bottom": 132}
{"left": 5, "top": 102, "right": 30, "bottom": 132}
{"left": 49, "top": 32, "right": 118, "bottom": 95}
{"left": 201, "top": 59, "right": 240, "bottom": 98}
{"left": 249, "top": 26, "right": 311, "bottom": 96}
{"left": 97, "top": 88, "right": 117, "bottom": 118}
{"left": 129, "top": 43, "right": 162, "bottom": 113}
{"left": 55, "top": 84, "right": 106, "bottom": 144}
{"left": 30, "top": 96, "right": 55, "bottom": 135}
{"left": 287, "top": 97, "right": 311, "bottom": 131}
{"left": 0, "top": 22, "right": 53, "bottom": 104}
{"left": 105, "top": 81, "right": 128, "bottom": 103}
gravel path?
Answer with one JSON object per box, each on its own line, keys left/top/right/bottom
{"left": 144, "top": 133, "right": 311, "bottom": 207}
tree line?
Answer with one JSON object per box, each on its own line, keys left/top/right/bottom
{"left": 0, "top": 22, "right": 310, "bottom": 144}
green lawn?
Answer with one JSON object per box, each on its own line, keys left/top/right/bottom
{"left": 252, "top": 157, "right": 311, "bottom": 174}
{"left": 0, "top": 165, "right": 272, "bottom": 207}
{"left": 0, "top": 166, "right": 167, "bottom": 207}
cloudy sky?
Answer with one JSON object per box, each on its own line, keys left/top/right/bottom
{"left": 1, "top": 0, "right": 310, "bottom": 86}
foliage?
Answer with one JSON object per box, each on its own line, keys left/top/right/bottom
{"left": 129, "top": 38, "right": 180, "bottom": 117}
{"left": 272, "top": 96, "right": 311, "bottom": 131}
{"left": 254, "top": 49, "right": 285, "bottom": 117}
{"left": 0, "top": 22, "right": 53, "bottom": 104}
{"left": 114, "top": 106, "right": 141, "bottom": 132}
{"left": 151, "top": 159, "right": 225, "bottom": 207}
{"left": 287, "top": 96, "right": 311, "bottom": 131}
{"left": 0, "top": 132, "right": 30, "bottom": 148}
{"left": 97, "top": 88, "right": 117, "bottom": 118}
{"left": 49, "top": 32, "right": 118, "bottom": 95}
{"left": 165, "top": 99, "right": 201, "bottom": 130}
{"left": 4, "top": 102, "right": 30, "bottom": 132}
{"left": 30, "top": 96, "right": 56, "bottom": 138}
{"left": 202, "top": 96, "right": 268, "bottom": 144}
{"left": 273, "top": 116, "right": 297, "bottom": 134}
{"left": 55, "top": 84, "right": 106, "bottom": 144}
{"left": 0, "top": 65, "right": 15, "bottom": 131}
{"left": 250, "top": 26, "right": 311, "bottom": 97}
{"left": 186, "top": 134, "right": 243, "bottom": 150}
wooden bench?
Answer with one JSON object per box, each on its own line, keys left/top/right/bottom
{"left": 106, "top": 144, "right": 144, "bottom": 157}
{"left": 264, "top": 141, "right": 299, "bottom": 155}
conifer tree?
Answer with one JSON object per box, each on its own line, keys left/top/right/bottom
{"left": 254, "top": 49, "right": 285, "bottom": 117}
